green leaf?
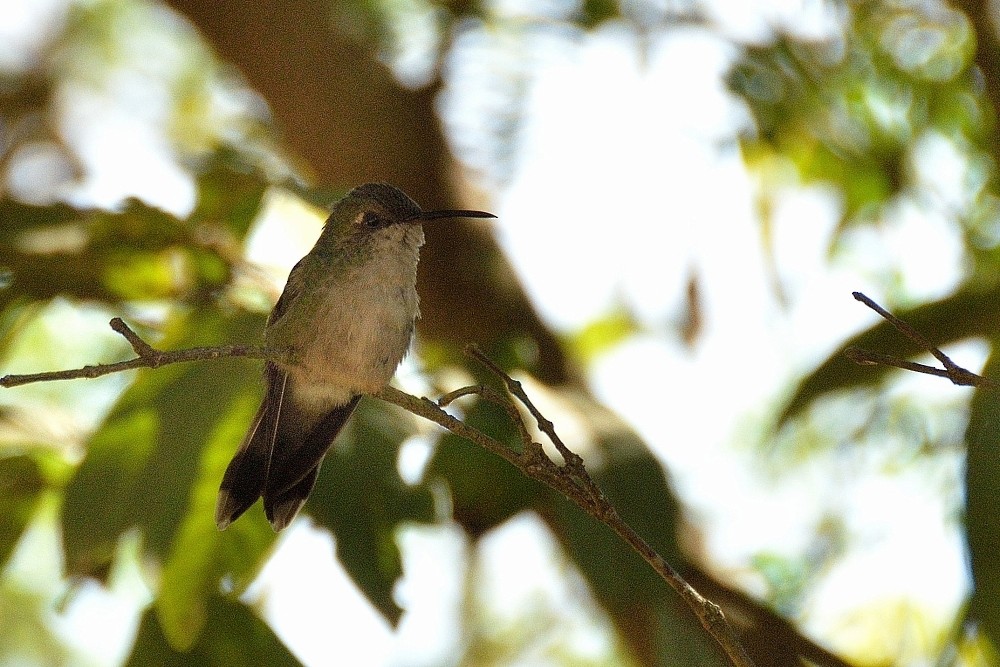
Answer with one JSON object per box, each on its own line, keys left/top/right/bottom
{"left": 0, "top": 455, "right": 46, "bottom": 568}
{"left": 965, "top": 345, "right": 1000, "bottom": 643}
{"left": 100, "top": 249, "right": 186, "bottom": 300}
{"left": 190, "top": 151, "right": 268, "bottom": 239}
{"left": 0, "top": 187, "right": 259, "bottom": 311}
{"left": 0, "top": 199, "right": 84, "bottom": 243}
{"left": 306, "top": 397, "right": 434, "bottom": 626}
{"left": 126, "top": 596, "right": 302, "bottom": 667}
{"left": 0, "top": 576, "right": 72, "bottom": 666}
{"left": 156, "top": 389, "right": 277, "bottom": 651}
{"left": 0, "top": 198, "right": 188, "bottom": 310}
{"left": 579, "top": 0, "right": 619, "bottom": 28}
{"left": 567, "top": 307, "right": 640, "bottom": 364}
{"left": 555, "top": 449, "right": 682, "bottom": 610}
{"left": 61, "top": 308, "right": 266, "bottom": 579}
{"left": 730, "top": 2, "right": 990, "bottom": 231}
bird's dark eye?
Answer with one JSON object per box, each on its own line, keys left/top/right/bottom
{"left": 362, "top": 211, "right": 383, "bottom": 229}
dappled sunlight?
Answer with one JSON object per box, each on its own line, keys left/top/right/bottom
{"left": 1, "top": 0, "right": 996, "bottom": 664}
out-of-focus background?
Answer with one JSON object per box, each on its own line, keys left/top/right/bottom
{"left": 2, "top": 0, "right": 999, "bottom": 665}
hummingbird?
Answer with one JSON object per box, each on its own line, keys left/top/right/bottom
{"left": 216, "top": 183, "right": 496, "bottom": 531}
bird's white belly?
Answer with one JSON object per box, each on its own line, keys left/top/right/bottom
{"left": 285, "top": 277, "right": 418, "bottom": 410}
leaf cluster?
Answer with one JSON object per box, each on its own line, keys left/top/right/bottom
{"left": 731, "top": 1, "right": 1000, "bottom": 658}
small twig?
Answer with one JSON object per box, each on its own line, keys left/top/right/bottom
{"left": 109, "top": 317, "right": 157, "bottom": 357}
{"left": 437, "top": 385, "right": 484, "bottom": 406}
{"left": 0, "top": 318, "right": 285, "bottom": 388}
{"left": 848, "top": 291, "right": 995, "bottom": 388}
{"left": 845, "top": 348, "right": 953, "bottom": 379}
{"left": 465, "top": 345, "right": 599, "bottom": 502}
{"left": 437, "top": 382, "right": 536, "bottom": 453}
{"left": 466, "top": 345, "right": 579, "bottom": 465}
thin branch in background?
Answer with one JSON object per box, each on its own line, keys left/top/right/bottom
{"left": 847, "top": 291, "right": 995, "bottom": 388}
{"left": 0, "top": 318, "right": 758, "bottom": 666}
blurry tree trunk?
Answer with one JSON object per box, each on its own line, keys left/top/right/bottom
{"left": 953, "top": 0, "right": 1000, "bottom": 163}
{"left": 164, "top": 0, "right": 571, "bottom": 384}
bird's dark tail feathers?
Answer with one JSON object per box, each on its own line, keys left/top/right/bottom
{"left": 215, "top": 363, "right": 360, "bottom": 531}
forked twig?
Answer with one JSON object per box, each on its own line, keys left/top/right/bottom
{"left": 847, "top": 291, "right": 994, "bottom": 388}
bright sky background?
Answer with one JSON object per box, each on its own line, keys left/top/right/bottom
{"left": 1, "top": 0, "right": 981, "bottom": 665}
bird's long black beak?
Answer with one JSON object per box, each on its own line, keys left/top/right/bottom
{"left": 416, "top": 209, "right": 497, "bottom": 221}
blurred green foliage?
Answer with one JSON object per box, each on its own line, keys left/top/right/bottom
{"left": 3, "top": 0, "right": 1000, "bottom": 665}
{"left": 739, "top": 1, "right": 1000, "bottom": 660}
{"left": 127, "top": 596, "right": 301, "bottom": 667}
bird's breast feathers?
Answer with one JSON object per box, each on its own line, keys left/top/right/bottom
{"left": 279, "top": 252, "right": 420, "bottom": 404}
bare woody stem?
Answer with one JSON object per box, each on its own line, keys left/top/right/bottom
{"left": 0, "top": 318, "right": 293, "bottom": 389}
{"left": 0, "top": 317, "right": 755, "bottom": 667}
{"left": 847, "top": 291, "right": 995, "bottom": 388}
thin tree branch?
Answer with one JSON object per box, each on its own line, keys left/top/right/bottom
{"left": 848, "top": 291, "right": 995, "bottom": 388}
{"left": 1, "top": 317, "right": 755, "bottom": 667}
{"left": 0, "top": 317, "right": 288, "bottom": 388}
